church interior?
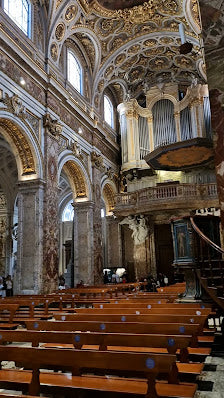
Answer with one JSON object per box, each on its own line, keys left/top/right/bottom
{"left": 0, "top": 0, "right": 224, "bottom": 397}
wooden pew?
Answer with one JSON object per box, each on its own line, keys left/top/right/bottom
{"left": 93, "top": 303, "right": 211, "bottom": 309}
{"left": 0, "top": 346, "right": 197, "bottom": 397}
{"left": 0, "top": 329, "right": 203, "bottom": 379}
{"left": 0, "top": 329, "right": 191, "bottom": 357}
{"left": 54, "top": 313, "right": 208, "bottom": 334}
{"left": 0, "top": 304, "right": 19, "bottom": 329}
{"left": 73, "top": 307, "right": 211, "bottom": 316}
{"left": 0, "top": 299, "right": 52, "bottom": 323}
{"left": 25, "top": 319, "right": 211, "bottom": 360}
{"left": 25, "top": 320, "right": 200, "bottom": 347}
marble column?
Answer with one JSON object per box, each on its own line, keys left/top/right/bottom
{"left": 199, "top": 1, "right": 224, "bottom": 241}
{"left": 15, "top": 179, "right": 44, "bottom": 294}
{"left": 73, "top": 201, "right": 94, "bottom": 286}
{"left": 92, "top": 161, "right": 104, "bottom": 285}
{"left": 42, "top": 120, "right": 60, "bottom": 293}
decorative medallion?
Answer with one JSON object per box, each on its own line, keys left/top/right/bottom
{"left": 55, "top": 23, "right": 66, "bottom": 41}
{"left": 65, "top": 5, "right": 77, "bottom": 21}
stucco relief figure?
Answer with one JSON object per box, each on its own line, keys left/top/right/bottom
{"left": 120, "top": 215, "right": 148, "bottom": 245}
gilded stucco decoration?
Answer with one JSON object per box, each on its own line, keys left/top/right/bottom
{"left": 47, "top": 0, "right": 204, "bottom": 107}
{"left": 64, "top": 160, "right": 87, "bottom": 198}
{"left": 0, "top": 119, "right": 35, "bottom": 174}
{"left": 103, "top": 183, "right": 115, "bottom": 213}
{"left": 75, "top": 32, "right": 96, "bottom": 71}
{"left": 65, "top": 5, "right": 78, "bottom": 21}
{"left": 55, "top": 23, "right": 66, "bottom": 41}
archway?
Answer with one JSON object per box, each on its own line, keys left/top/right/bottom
{"left": 0, "top": 117, "right": 43, "bottom": 293}
{"left": 58, "top": 156, "right": 92, "bottom": 287}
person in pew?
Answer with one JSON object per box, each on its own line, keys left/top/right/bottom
{"left": 5, "top": 275, "right": 13, "bottom": 297}
{"left": 0, "top": 277, "right": 4, "bottom": 297}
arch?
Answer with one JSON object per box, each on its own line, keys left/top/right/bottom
{"left": 48, "top": 12, "right": 102, "bottom": 76}
{"left": 58, "top": 153, "right": 92, "bottom": 201}
{"left": 148, "top": 94, "right": 178, "bottom": 111}
{"left": 101, "top": 179, "right": 117, "bottom": 215}
{"left": 0, "top": 116, "right": 43, "bottom": 180}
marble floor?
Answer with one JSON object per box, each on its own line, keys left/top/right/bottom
{"left": 195, "top": 355, "right": 224, "bottom": 398}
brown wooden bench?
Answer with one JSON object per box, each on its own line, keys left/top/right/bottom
{"left": 0, "top": 304, "right": 20, "bottom": 329}
{"left": 25, "top": 319, "right": 211, "bottom": 361}
{"left": 93, "top": 302, "right": 211, "bottom": 309}
{"left": 0, "top": 328, "right": 191, "bottom": 359}
{"left": 25, "top": 320, "right": 202, "bottom": 347}
{"left": 0, "top": 329, "right": 203, "bottom": 380}
{"left": 0, "top": 300, "right": 52, "bottom": 323}
{"left": 0, "top": 346, "right": 197, "bottom": 397}
{"left": 54, "top": 313, "right": 209, "bottom": 334}
{"left": 73, "top": 307, "right": 212, "bottom": 316}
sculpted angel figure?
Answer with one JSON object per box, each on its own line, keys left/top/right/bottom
{"left": 120, "top": 215, "right": 148, "bottom": 245}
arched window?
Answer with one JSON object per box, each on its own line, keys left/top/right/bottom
{"left": 4, "top": 0, "right": 31, "bottom": 37}
{"left": 104, "top": 95, "right": 114, "bottom": 128}
{"left": 62, "top": 200, "right": 74, "bottom": 222}
{"left": 67, "top": 50, "right": 82, "bottom": 94}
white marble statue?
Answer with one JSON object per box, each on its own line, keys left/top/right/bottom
{"left": 120, "top": 215, "right": 148, "bottom": 245}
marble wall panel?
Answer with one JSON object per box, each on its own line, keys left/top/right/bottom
{"left": 42, "top": 132, "right": 60, "bottom": 293}
{"left": 16, "top": 180, "right": 44, "bottom": 294}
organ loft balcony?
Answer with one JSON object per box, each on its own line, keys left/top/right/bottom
{"left": 114, "top": 183, "right": 219, "bottom": 217}
{"left": 115, "top": 82, "right": 217, "bottom": 216}
{"left": 117, "top": 82, "right": 213, "bottom": 172}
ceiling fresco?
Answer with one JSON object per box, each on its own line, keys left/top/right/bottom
{"left": 49, "top": 0, "right": 205, "bottom": 109}
{"left": 87, "top": 0, "right": 147, "bottom": 10}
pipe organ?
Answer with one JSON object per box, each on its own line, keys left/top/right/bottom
{"left": 118, "top": 83, "right": 212, "bottom": 172}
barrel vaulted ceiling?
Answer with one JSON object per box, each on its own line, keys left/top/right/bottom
{"left": 47, "top": 0, "right": 205, "bottom": 109}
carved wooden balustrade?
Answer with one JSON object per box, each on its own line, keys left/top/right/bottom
{"left": 115, "top": 183, "right": 218, "bottom": 215}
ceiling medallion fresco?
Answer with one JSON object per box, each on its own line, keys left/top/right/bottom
{"left": 51, "top": 0, "right": 204, "bottom": 108}
{"left": 87, "top": 0, "right": 147, "bottom": 10}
